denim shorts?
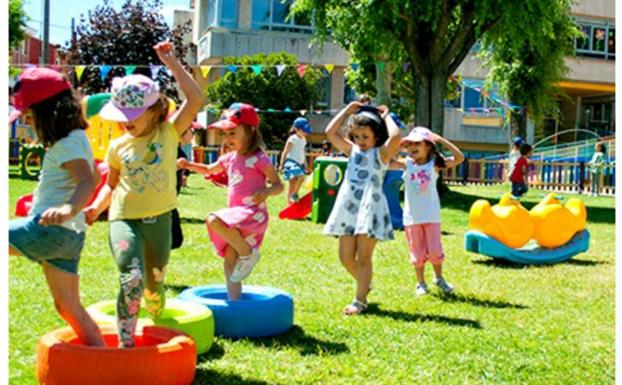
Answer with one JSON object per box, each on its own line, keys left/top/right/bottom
{"left": 511, "top": 182, "right": 529, "bottom": 198}
{"left": 283, "top": 159, "right": 305, "bottom": 181}
{"left": 9, "top": 215, "right": 85, "bottom": 274}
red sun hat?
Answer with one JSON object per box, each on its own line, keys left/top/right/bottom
{"left": 209, "top": 103, "right": 260, "bottom": 130}
{"left": 12, "top": 67, "right": 72, "bottom": 113}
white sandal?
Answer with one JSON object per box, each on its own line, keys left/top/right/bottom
{"left": 343, "top": 299, "right": 367, "bottom": 315}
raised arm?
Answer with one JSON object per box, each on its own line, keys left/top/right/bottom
{"left": 432, "top": 134, "right": 464, "bottom": 169}
{"left": 325, "top": 102, "right": 361, "bottom": 157}
{"left": 153, "top": 41, "right": 205, "bottom": 137}
{"left": 378, "top": 106, "right": 402, "bottom": 165}
{"left": 177, "top": 158, "right": 225, "bottom": 176}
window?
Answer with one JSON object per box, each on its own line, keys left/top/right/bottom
{"left": 251, "top": 0, "right": 312, "bottom": 33}
{"left": 206, "top": 0, "right": 238, "bottom": 29}
{"left": 463, "top": 87, "right": 484, "bottom": 110}
{"left": 575, "top": 20, "right": 615, "bottom": 60}
{"left": 314, "top": 69, "right": 331, "bottom": 108}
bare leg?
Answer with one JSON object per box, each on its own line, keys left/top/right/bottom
{"left": 432, "top": 264, "right": 443, "bottom": 279}
{"left": 207, "top": 215, "right": 251, "bottom": 257}
{"left": 338, "top": 236, "right": 357, "bottom": 279}
{"left": 291, "top": 176, "right": 305, "bottom": 195}
{"left": 354, "top": 235, "right": 376, "bottom": 304}
{"left": 42, "top": 262, "right": 105, "bottom": 346}
{"left": 415, "top": 265, "right": 426, "bottom": 284}
{"left": 223, "top": 246, "right": 241, "bottom": 300}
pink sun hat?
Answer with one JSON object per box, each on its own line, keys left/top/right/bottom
{"left": 99, "top": 74, "right": 160, "bottom": 122}
{"left": 401, "top": 126, "right": 436, "bottom": 144}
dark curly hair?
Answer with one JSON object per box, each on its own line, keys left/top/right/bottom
{"left": 346, "top": 111, "right": 388, "bottom": 148}
{"left": 29, "top": 89, "right": 87, "bottom": 148}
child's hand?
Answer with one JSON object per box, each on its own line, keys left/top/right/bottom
{"left": 251, "top": 189, "right": 270, "bottom": 204}
{"left": 83, "top": 206, "right": 99, "bottom": 226}
{"left": 345, "top": 101, "right": 363, "bottom": 115}
{"left": 177, "top": 158, "right": 189, "bottom": 169}
{"left": 39, "top": 204, "right": 75, "bottom": 226}
{"left": 377, "top": 105, "right": 390, "bottom": 119}
{"left": 154, "top": 41, "right": 176, "bottom": 66}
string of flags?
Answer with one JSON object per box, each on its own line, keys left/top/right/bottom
{"left": 13, "top": 62, "right": 522, "bottom": 115}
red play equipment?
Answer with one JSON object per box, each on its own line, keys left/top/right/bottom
{"left": 204, "top": 171, "right": 228, "bottom": 187}
{"left": 14, "top": 160, "right": 109, "bottom": 217}
{"left": 278, "top": 192, "right": 312, "bottom": 220}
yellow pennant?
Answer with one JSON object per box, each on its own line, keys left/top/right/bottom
{"left": 75, "top": 65, "right": 85, "bottom": 81}
{"left": 201, "top": 66, "right": 212, "bottom": 78}
{"left": 324, "top": 64, "right": 335, "bottom": 74}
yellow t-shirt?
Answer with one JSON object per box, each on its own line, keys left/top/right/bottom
{"left": 106, "top": 122, "right": 180, "bottom": 220}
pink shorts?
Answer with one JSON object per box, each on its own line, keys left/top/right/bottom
{"left": 207, "top": 205, "right": 268, "bottom": 258}
{"left": 404, "top": 223, "right": 445, "bottom": 268}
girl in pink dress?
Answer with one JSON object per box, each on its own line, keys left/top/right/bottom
{"left": 177, "top": 103, "right": 283, "bottom": 299}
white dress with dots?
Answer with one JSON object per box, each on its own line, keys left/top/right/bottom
{"left": 323, "top": 145, "right": 394, "bottom": 240}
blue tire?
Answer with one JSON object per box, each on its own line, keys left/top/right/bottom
{"left": 178, "top": 285, "right": 294, "bottom": 338}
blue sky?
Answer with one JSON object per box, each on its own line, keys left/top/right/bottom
{"left": 22, "top": 0, "right": 192, "bottom": 46}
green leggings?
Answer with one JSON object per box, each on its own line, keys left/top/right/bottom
{"left": 109, "top": 211, "right": 172, "bottom": 348}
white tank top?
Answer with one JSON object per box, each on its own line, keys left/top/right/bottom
{"left": 402, "top": 158, "right": 441, "bottom": 225}
{"left": 287, "top": 135, "right": 306, "bottom": 164}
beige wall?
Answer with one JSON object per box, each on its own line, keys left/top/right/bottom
{"left": 572, "top": 0, "right": 615, "bottom": 20}
{"left": 564, "top": 57, "right": 615, "bottom": 84}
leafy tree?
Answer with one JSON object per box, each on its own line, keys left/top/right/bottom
{"left": 206, "top": 52, "right": 323, "bottom": 149}
{"left": 293, "top": 0, "right": 577, "bottom": 135}
{"left": 9, "top": 0, "right": 28, "bottom": 50}
{"left": 68, "top": 0, "right": 194, "bottom": 100}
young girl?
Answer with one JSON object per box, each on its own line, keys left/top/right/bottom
{"left": 84, "top": 41, "right": 204, "bottom": 348}
{"left": 9, "top": 68, "right": 104, "bottom": 346}
{"left": 400, "top": 127, "right": 464, "bottom": 296}
{"left": 279, "top": 117, "right": 312, "bottom": 203}
{"left": 177, "top": 103, "right": 284, "bottom": 300}
{"left": 588, "top": 143, "right": 606, "bottom": 196}
{"left": 323, "top": 102, "right": 401, "bottom": 315}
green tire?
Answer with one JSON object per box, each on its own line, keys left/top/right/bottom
{"left": 87, "top": 299, "right": 214, "bottom": 354}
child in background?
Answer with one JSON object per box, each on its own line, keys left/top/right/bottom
{"left": 171, "top": 125, "right": 195, "bottom": 249}
{"left": 323, "top": 102, "right": 401, "bottom": 315}
{"left": 177, "top": 103, "right": 283, "bottom": 300}
{"left": 509, "top": 143, "right": 532, "bottom": 199}
{"left": 321, "top": 140, "right": 332, "bottom": 156}
{"left": 589, "top": 143, "right": 606, "bottom": 196}
{"left": 279, "top": 117, "right": 313, "bottom": 203}
{"left": 507, "top": 137, "right": 523, "bottom": 181}
{"left": 84, "top": 41, "right": 204, "bottom": 348}
{"left": 400, "top": 127, "right": 464, "bottom": 296}
{"left": 9, "top": 68, "right": 104, "bottom": 346}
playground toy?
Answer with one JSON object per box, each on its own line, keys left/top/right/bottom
{"left": 383, "top": 169, "right": 404, "bottom": 230}
{"left": 279, "top": 175, "right": 313, "bottom": 220}
{"left": 311, "top": 157, "right": 348, "bottom": 224}
{"left": 36, "top": 325, "right": 196, "bottom": 385}
{"left": 86, "top": 299, "right": 214, "bottom": 354}
{"left": 466, "top": 193, "right": 590, "bottom": 264}
{"left": 178, "top": 285, "right": 294, "bottom": 338}
{"left": 19, "top": 144, "right": 45, "bottom": 180}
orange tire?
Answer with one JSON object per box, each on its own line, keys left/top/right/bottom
{"left": 36, "top": 325, "right": 196, "bottom": 385}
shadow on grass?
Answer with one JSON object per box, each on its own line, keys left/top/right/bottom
{"left": 164, "top": 283, "right": 192, "bottom": 294}
{"left": 472, "top": 256, "right": 606, "bottom": 269}
{"left": 442, "top": 189, "right": 615, "bottom": 224}
{"left": 193, "top": 368, "right": 276, "bottom": 385}
{"left": 197, "top": 341, "right": 226, "bottom": 363}
{"left": 243, "top": 325, "right": 349, "bottom": 356}
{"left": 180, "top": 217, "right": 208, "bottom": 224}
{"left": 431, "top": 292, "right": 528, "bottom": 309}
{"left": 365, "top": 303, "right": 481, "bottom": 329}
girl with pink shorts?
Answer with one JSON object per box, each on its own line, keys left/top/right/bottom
{"left": 400, "top": 127, "right": 464, "bottom": 296}
{"left": 177, "top": 103, "right": 283, "bottom": 300}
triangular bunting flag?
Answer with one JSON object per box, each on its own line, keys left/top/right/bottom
{"left": 75, "top": 65, "right": 85, "bottom": 81}
{"left": 276, "top": 64, "right": 286, "bottom": 76}
{"left": 124, "top": 65, "right": 136, "bottom": 75}
{"left": 251, "top": 65, "right": 263, "bottom": 75}
{"left": 300, "top": 110, "right": 307, "bottom": 116}
{"left": 324, "top": 64, "right": 335, "bottom": 74}
{"left": 376, "top": 62, "right": 385, "bottom": 71}
{"left": 226, "top": 65, "right": 238, "bottom": 74}
{"left": 201, "top": 66, "right": 212, "bottom": 78}
{"left": 284, "top": 106, "right": 292, "bottom": 112}
{"left": 150, "top": 65, "right": 162, "bottom": 78}
{"left": 100, "top": 65, "right": 112, "bottom": 81}
{"left": 296, "top": 64, "right": 307, "bottom": 77}
{"left": 350, "top": 63, "right": 359, "bottom": 71}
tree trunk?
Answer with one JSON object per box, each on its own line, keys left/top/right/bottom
{"left": 414, "top": 71, "right": 448, "bottom": 136}
{"left": 375, "top": 62, "right": 392, "bottom": 105}
{"left": 430, "top": 73, "right": 447, "bottom": 135}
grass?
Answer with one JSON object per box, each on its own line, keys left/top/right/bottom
{"left": 8, "top": 169, "right": 615, "bottom": 385}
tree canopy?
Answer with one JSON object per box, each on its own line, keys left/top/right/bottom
{"left": 293, "top": 0, "right": 577, "bottom": 135}
{"left": 206, "top": 52, "right": 324, "bottom": 148}
{"left": 68, "top": 0, "right": 193, "bottom": 99}
{"left": 9, "top": 0, "right": 28, "bottom": 50}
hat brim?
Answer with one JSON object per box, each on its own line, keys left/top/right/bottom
{"left": 99, "top": 102, "right": 148, "bottom": 122}
{"left": 208, "top": 120, "right": 238, "bottom": 130}
{"left": 301, "top": 125, "right": 313, "bottom": 133}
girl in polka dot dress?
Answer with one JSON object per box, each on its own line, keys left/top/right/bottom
{"left": 177, "top": 103, "right": 283, "bottom": 300}
{"left": 323, "top": 102, "right": 402, "bottom": 315}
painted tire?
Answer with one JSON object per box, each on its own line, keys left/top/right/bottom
{"left": 36, "top": 325, "right": 196, "bottom": 385}
{"left": 86, "top": 299, "right": 214, "bottom": 354}
{"left": 178, "top": 285, "right": 294, "bottom": 338}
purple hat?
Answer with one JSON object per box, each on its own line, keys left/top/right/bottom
{"left": 99, "top": 75, "right": 160, "bottom": 122}
{"left": 401, "top": 126, "right": 435, "bottom": 144}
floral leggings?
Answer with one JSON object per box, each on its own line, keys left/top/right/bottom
{"left": 109, "top": 211, "right": 172, "bottom": 348}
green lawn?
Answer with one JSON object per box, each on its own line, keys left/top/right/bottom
{"left": 8, "top": 171, "right": 615, "bottom": 385}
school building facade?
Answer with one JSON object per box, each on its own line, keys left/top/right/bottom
{"left": 187, "top": 0, "right": 615, "bottom": 154}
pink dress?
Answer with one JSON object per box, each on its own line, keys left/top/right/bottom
{"left": 207, "top": 150, "right": 272, "bottom": 257}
